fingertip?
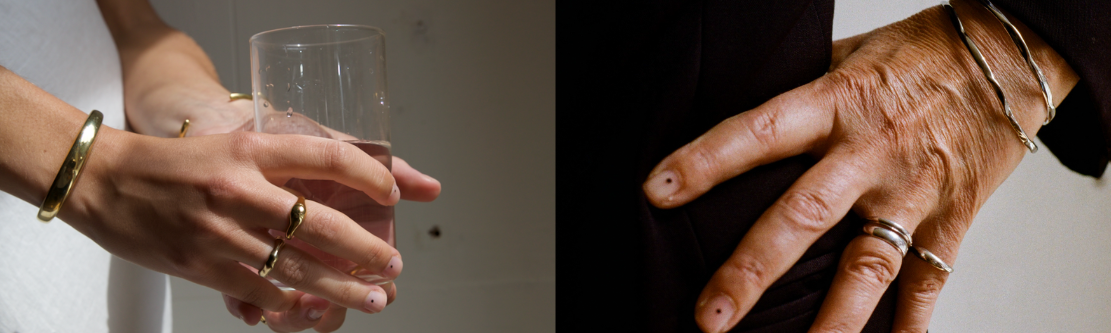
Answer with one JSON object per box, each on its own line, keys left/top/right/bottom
{"left": 695, "top": 293, "right": 737, "bottom": 333}
{"left": 240, "top": 303, "right": 263, "bottom": 326}
{"left": 643, "top": 169, "right": 682, "bottom": 208}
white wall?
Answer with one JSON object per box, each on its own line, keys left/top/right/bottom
{"left": 147, "top": 0, "right": 554, "bottom": 332}
{"left": 833, "top": 1, "right": 1111, "bottom": 332}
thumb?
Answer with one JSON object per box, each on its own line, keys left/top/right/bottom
{"left": 830, "top": 33, "right": 868, "bottom": 71}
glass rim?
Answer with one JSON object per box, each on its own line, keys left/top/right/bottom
{"left": 250, "top": 24, "right": 385, "bottom": 48}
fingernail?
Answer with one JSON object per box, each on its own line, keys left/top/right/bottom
{"left": 697, "top": 294, "right": 736, "bottom": 333}
{"left": 364, "top": 289, "right": 387, "bottom": 313}
{"left": 421, "top": 174, "right": 440, "bottom": 185}
{"left": 389, "top": 183, "right": 400, "bottom": 203}
{"left": 383, "top": 256, "right": 403, "bottom": 278}
{"left": 306, "top": 308, "right": 325, "bottom": 321}
{"left": 644, "top": 170, "right": 680, "bottom": 203}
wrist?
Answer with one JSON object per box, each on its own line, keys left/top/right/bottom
{"left": 945, "top": 0, "right": 1079, "bottom": 134}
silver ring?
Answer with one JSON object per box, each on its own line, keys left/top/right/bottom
{"left": 862, "top": 222, "right": 909, "bottom": 256}
{"left": 873, "top": 218, "right": 912, "bottom": 246}
{"left": 911, "top": 246, "right": 954, "bottom": 273}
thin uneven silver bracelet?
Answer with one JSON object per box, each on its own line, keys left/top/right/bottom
{"left": 973, "top": 0, "right": 1055, "bottom": 125}
{"left": 943, "top": 1, "right": 1038, "bottom": 153}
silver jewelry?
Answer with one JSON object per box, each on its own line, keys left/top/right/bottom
{"left": 943, "top": 2, "right": 1038, "bottom": 153}
{"left": 911, "top": 246, "right": 955, "bottom": 273}
{"left": 973, "top": 0, "right": 1055, "bottom": 125}
{"left": 863, "top": 221, "right": 910, "bottom": 256}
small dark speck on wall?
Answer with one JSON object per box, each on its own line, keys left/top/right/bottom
{"left": 428, "top": 225, "right": 441, "bottom": 238}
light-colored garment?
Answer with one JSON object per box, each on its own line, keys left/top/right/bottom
{"left": 0, "top": 1, "right": 172, "bottom": 332}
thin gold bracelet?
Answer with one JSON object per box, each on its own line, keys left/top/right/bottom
{"left": 38, "top": 110, "right": 104, "bottom": 222}
{"left": 943, "top": 2, "right": 1038, "bottom": 153}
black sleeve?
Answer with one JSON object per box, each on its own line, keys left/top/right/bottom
{"left": 992, "top": 0, "right": 1111, "bottom": 177}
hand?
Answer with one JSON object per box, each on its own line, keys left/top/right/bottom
{"left": 61, "top": 128, "right": 406, "bottom": 317}
{"left": 224, "top": 157, "right": 442, "bottom": 332}
{"left": 641, "top": 1, "right": 1077, "bottom": 332}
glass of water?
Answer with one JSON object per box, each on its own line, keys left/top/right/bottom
{"left": 251, "top": 24, "right": 393, "bottom": 287}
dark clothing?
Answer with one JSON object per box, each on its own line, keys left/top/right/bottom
{"left": 556, "top": 0, "right": 1110, "bottom": 332}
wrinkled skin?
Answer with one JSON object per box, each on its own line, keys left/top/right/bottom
{"left": 641, "top": 2, "right": 1078, "bottom": 332}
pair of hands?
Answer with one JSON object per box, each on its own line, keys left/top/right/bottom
{"left": 642, "top": 1, "right": 1076, "bottom": 332}
{"left": 64, "top": 90, "right": 440, "bottom": 332}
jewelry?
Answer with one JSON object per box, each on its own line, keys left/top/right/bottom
{"left": 178, "top": 119, "right": 190, "bottom": 138}
{"left": 943, "top": 2, "right": 1038, "bottom": 153}
{"left": 38, "top": 110, "right": 104, "bottom": 222}
{"left": 862, "top": 221, "right": 910, "bottom": 256}
{"left": 286, "top": 196, "right": 306, "bottom": 239}
{"left": 911, "top": 246, "right": 955, "bottom": 273}
{"left": 229, "top": 92, "right": 253, "bottom": 101}
{"left": 258, "top": 238, "right": 286, "bottom": 278}
{"left": 973, "top": 0, "right": 1055, "bottom": 124}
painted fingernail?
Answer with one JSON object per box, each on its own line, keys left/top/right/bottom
{"left": 383, "top": 255, "right": 403, "bottom": 278}
{"left": 365, "top": 289, "right": 387, "bottom": 313}
{"left": 389, "top": 183, "right": 401, "bottom": 203}
{"left": 697, "top": 294, "right": 736, "bottom": 333}
{"left": 306, "top": 308, "right": 325, "bottom": 321}
{"left": 644, "top": 170, "right": 680, "bottom": 203}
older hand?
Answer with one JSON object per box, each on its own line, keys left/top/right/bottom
{"left": 642, "top": 1, "right": 1077, "bottom": 332}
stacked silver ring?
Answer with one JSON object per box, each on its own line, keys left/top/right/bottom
{"left": 862, "top": 218, "right": 953, "bottom": 273}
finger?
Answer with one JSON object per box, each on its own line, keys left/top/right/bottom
{"left": 384, "top": 281, "right": 397, "bottom": 305}
{"left": 261, "top": 292, "right": 331, "bottom": 333}
{"left": 224, "top": 293, "right": 264, "bottom": 326}
{"left": 809, "top": 231, "right": 910, "bottom": 332}
{"left": 186, "top": 260, "right": 298, "bottom": 313}
{"left": 393, "top": 157, "right": 442, "bottom": 202}
{"left": 693, "top": 156, "right": 873, "bottom": 333}
{"left": 230, "top": 239, "right": 391, "bottom": 314}
{"left": 643, "top": 86, "right": 834, "bottom": 209}
{"left": 830, "top": 33, "right": 868, "bottom": 71}
{"left": 235, "top": 133, "right": 399, "bottom": 206}
{"left": 312, "top": 301, "right": 348, "bottom": 333}
{"left": 238, "top": 186, "right": 402, "bottom": 280}
{"left": 892, "top": 219, "right": 963, "bottom": 332}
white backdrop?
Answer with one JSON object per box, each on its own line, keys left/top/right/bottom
{"left": 833, "top": 1, "right": 1111, "bottom": 332}
{"left": 146, "top": 0, "right": 554, "bottom": 332}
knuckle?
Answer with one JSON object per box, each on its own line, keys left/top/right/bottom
{"left": 236, "top": 284, "right": 269, "bottom": 308}
{"left": 319, "top": 139, "right": 354, "bottom": 174}
{"left": 905, "top": 275, "right": 947, "bottom": 307}
{"left": 308, "top": 210, "right": 343, "bottom": 246}
{"left": 276, "top": 249, "right": 315, "bottom": 289}
{"left": 743, "top": 108, "right": 782, "bottom": 154}
{"left": 226, "top": 132, "right": 265, "bottom": 161}
{"left": 722, "top": 257, "right": 772, "bottom": 290}
{"left": 842, "top": 250, "right": 899, "bottom": 288}
{"left": 776, "top": 190, "right": 836, "bottom": 233}
{"left": 681, "top": 144, "right": 720, "bottom": 186}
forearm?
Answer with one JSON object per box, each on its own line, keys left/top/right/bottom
{"left": 0, "top": 65, "right": 125, "bottom": 206}
{"left": 98, "top": 0, "right": 244, "bottom": 137}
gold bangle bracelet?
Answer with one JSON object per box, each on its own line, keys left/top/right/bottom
{"left": 37, "top": 110, "right": 104, "bottom": 222}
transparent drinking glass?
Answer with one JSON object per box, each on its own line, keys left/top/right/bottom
{"left": 251, "top": 24, "right": 393, "bottom": 288}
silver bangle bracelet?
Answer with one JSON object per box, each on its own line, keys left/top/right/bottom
{"left": 973, "top": 0, "right": 1055, "bottom": 125}
{"left": 943, "top": 1, "right": 1038, "bottom": 153}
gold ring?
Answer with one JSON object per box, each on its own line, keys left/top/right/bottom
{"left": 230, "top": 93, "right": 253, "bottom": 101}
{"left": 258, "top": 238, "right": 286, "bottom": 278}
{"left": 286, "top": 196, "right": 306, "bottom": 239}
{"left": 178, "top": 119, "right": 190, "bottom": 138}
